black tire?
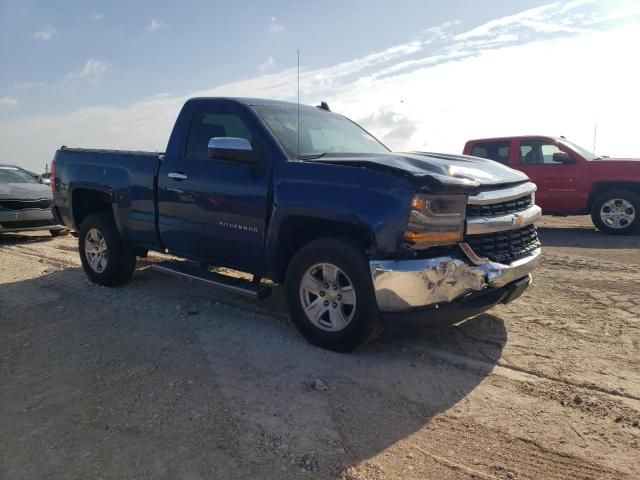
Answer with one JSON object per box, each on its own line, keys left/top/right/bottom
{"left": 50, "top": 229, "right": 69, "bottom": 237}
{"left": 78, "top": 210, "right": 136, "bottom": 286}
{"left": 590, "top": 189, "right": 640, "bottom": 235}
{"left": 285, "top": 237, "right": 383, "bottom": 352}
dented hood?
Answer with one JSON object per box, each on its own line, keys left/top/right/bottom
{"left": 313, "top": 151, "right": 529, "bottom": 188}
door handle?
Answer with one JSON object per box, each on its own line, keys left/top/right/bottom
{"left": 168, "top": 172, "right": 188, "bottom": 180}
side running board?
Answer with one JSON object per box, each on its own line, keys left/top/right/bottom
{"left": 151, "top": 261, "right": 272, "bottom": 300}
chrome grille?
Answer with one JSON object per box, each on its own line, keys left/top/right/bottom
{"left": 0, "top": 199, "right": 53, "bottom": 211}
{"left": 465, "top": 225, "right": 540, "bottom": 264}
{"left": 466, "top": 194, "right": 532, "bottom": 217}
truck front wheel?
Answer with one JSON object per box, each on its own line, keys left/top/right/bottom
{"left": 285, "top": 238, "right": 383, "bottom": 352}
{"left": 591, "top": 190, "right": 640, "bottom": 235}
{"left": 79, "top": 210, "right": 136, "bottom": 286}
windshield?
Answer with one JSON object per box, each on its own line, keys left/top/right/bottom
{"left": 253, "top": 106, "right": 389, "bottom": 158}
{"left": 0, "top": 166, "right": 39, "bottom": 184}
{"left": 557, "top": 138, "right": 595, "bottom": 160}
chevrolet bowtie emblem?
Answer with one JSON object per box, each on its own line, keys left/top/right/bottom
{"left": 513, "top": 214, "right": 525, "bottom": 227}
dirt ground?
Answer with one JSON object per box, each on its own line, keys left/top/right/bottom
{"left": 1, "top": 216, "right": 639, "bottom": 480}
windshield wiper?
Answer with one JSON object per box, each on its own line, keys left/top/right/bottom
{"left": 298, "top": 153, "right": 329, "bottom": 160}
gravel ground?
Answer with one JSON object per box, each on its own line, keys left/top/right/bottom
{"left": 1, "top": 216, "right": 639, "bottom": 479}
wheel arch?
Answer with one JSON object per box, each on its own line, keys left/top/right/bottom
{"left": 71, "top": 188, "right": 116, "bottom": 230}
{"left": 588, "top": 182, "right": 640, "bottom": 210}
{"left": 269, "top": 215, "right": 376, "bottom": 283}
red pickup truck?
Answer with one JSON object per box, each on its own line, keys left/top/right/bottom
{"left": 463, "top": 136, "right": 640, "bottom": 234}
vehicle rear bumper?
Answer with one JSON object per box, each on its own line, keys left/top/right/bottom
{"left": 369, "top": 247, "right": 540, "bottom": 314}
{"left": 0, "top": 208, "right": 63, "bottom": 233}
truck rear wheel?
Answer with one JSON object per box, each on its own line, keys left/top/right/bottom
{"left": 285, "top": 238, "right": 383, "bottom": 352}
{"left": 79, "top": 210, "right": 136, "bottom": 286}
{"left": 591, "top": 190, "right": 640, "bottom": 235}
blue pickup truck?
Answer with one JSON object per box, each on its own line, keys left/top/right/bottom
{"left": 51, "top": 97, "right": 541, "bottom": 351}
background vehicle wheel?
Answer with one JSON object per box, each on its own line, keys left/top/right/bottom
{"left": 285, "top": 237, "right": 383, "bottom": 352}
{"left": 50, "top": 229, "right": 69, "bottom": 237}
{"left": 591, "top": 190, "right": 640, "bottom": 235}
{"left": 79, "top": 210, "right": 136, "bottom": 286}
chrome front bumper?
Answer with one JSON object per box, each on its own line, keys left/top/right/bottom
{"left": 466, "top": 205, "right": 541, "bottom": 234}
{"left": 369, "top": 247, "right": 540, "bottom": 312}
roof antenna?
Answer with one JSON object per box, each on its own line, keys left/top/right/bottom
{"left": 297, "top": 49, "right": 300, "bottom": 160}
{"left": 592, "top": 123, "right": 597, "bottom": 159}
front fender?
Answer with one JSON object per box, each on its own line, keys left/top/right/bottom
{"left": 265, "top": 161, "right": 413, "bottom": 273}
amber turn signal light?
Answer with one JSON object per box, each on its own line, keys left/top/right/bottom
{"left": 403, "top": 230, "right": 463, "bottom": 245}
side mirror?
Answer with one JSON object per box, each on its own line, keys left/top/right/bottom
{"left": 552, "top": 152, "right": 576, "bottom": 164}
{"left": 208, "top": 137, "right": 262, "bottom": 165}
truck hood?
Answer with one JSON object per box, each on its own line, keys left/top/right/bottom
{"left": 313, "top": 152, "right": 529, "bottom": 188}
{"left": 0, "top": 182, "right": 53, "bottom": 200}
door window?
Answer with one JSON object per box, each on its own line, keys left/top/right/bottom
{"left": 185, "top": 109, "right": 254, "bottom": 162}
{"left": 520, "top": 140, "right": 563, "bottom": 165}
{"left": 470, "top": 141, "right": 510, "bottom": 165}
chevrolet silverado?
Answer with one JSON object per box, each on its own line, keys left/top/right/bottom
{"left": 52, "top": 98, "right": 541, "bottom": 351}
{"left": 464, "top": 136, "right": 640, "bottom": 234}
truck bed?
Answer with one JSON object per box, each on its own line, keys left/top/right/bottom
{"left": 52, "top": 146, "right": 163, "bottom": 250}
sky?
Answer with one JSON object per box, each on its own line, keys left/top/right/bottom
{"left": 1, "top": 0, "right": 640, "bottom": 172}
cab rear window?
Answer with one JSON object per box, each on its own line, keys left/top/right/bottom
{"left": 470, "top": 141, "right": 511, "bottom": 165}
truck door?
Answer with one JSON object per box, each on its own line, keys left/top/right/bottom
{"left": 157, "top": 101, "right": 271, "bottom": 272}
{"left": 514, "top": 138, "right": 584, "bottom": 213}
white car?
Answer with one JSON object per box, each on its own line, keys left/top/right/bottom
{"left": 39, "top": 172, "right": 52, "bottom": 185}
{"left": 0, "top": 164, "right": 67, "bottom": 236}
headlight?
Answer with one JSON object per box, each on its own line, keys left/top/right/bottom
{"left": 404, "top": 194, "right": 466, "bottom": 248}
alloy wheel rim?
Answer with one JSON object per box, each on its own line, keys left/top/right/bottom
{"left": 299, "top": 263, "right": 357, "bottom": 332}
{"left": 84, "top": 228, "right": 109, "bottom": 273}
{"left": 600, "top": 198, "right": 635, "bottom": 229}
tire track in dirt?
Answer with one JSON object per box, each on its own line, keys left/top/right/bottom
{"left": 5, "top": 240, "right": 640, "bottom": 406}
{"left": 414, "top": 415, "right": 624, "bottom": 480}
{"left": 5, "top": 240, "right": 640, "bottom": 393}
{"left": 2, "top": 241, "right": 639, "bottom": 478}
{"left": 387, "top": 335, "right": 640, "bottom": 403}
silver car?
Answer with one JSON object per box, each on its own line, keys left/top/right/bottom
{"left": 0, "top": 164, "right": 67, "bottom": 236}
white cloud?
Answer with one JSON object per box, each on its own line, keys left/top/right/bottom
{"left": 580, "top": 3, "right": 640, "bottom": 25}
{"left": 424, "top": 19, "right": 461, "bottom": 38}
{"left": 0, "top": 96, "right": 18, "bottom": 109}
{"left": 79, "top": 59, "right": 109, "bottom": 77}
{"left": 33, "top": 25, "right": 57, "bottom": 41}
{"left": 454, "top": 1, "right": 591, "bottom": 40}
{"left": 269, "top": 17, "right": 285, "bottom": 33}
{"left": 147, "top": 19, "right": 167, "bottom": 33}
{"left": 90, "top": 13, "right": 104, "bottom": 21}
{"left": 259, "top": 57, "right": 276, "bottom": 73}
{"left": 492, "top": 34, "right": 518, "bottom": 43}
{"left": 2, "top": 2, "right": 640, "bottom": 172}
{"left": 341, "top": 25, "right": 640, "bottom": 155}
{"left": 359, "top": 106, "right": 417, "bottom": 143}
{"left": 65, "top": 59, "right": 110, "bottom": 80}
